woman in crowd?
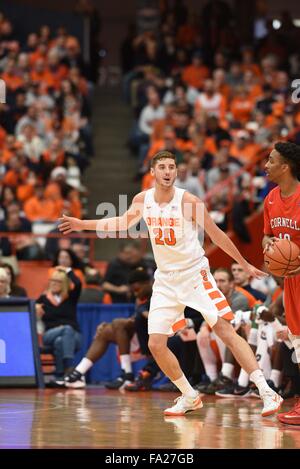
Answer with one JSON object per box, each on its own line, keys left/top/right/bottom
{"left": 36, "top": 265, "right": 82, "bottom": 385}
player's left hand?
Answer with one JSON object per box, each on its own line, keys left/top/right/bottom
{"left": 243, "top": 262, "right": 268, "bottom": 279}
{"left": 285, "top": 256, "right": 300, "bottom": 277}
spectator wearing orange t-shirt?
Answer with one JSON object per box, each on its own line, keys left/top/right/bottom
{"left": 230, "top": 86, "right": 254, "bottom": 124}
{"left": 181, "top": 52, "right": 210, "bottom": 90}
{"left": 24, "top": 185, "right": 58, "bottom": 222}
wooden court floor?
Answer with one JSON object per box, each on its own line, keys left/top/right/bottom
{"left": 0, "top": 388, "right": 299, "bottom": 449}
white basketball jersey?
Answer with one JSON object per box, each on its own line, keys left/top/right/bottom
{"left": 143, "top": 187, "right": 206, "bottom": 272}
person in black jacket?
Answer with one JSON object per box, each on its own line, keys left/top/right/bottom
{"left": 36, "top": 266, "right": 82, "bottom": 383}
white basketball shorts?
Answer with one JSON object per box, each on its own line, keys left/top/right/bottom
{"left": 148, "top": 265, "right": 234, "bottom": 335}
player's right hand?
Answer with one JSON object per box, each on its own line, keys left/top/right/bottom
{"left": 263, "top": 237, "right": 280, "bottom": 254}
{"left": 58, "top": 214, "right": 83, "bottom": 234}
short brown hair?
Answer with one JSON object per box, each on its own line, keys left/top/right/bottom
{"left": 214, "top": 267, "right": 234, "bottom": 282}
{"left": 151, "top": 150, "right": 177, "bottom": 168}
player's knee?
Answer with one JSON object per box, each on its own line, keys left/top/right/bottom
{"left": 214, "top": 319, "right": 235, "bottom": 348}
{"left": 148, "top": 336, "right": 165, "bottom": 356}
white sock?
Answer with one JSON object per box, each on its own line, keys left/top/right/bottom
{"left": 197, "top": 337, "right": 218, "bottom": 381}
{"left": 238, "top": 369, "right": 249, "bottom": 388}
{"left": 249, "top": 369, "right": 271, "bottom": 395}
{"left": 76, "top": 357, "right": 93, "bottom": 375}
{"left": 205, "top": 365, "right": 218, "bottom": 382}
{"left": 173, "top": 375, "right": 198, "bottom": 398}
{"left": 120, "top": 354, "right": 132, "bottom": 374}
{"left": 270, "top": 369, "right": 282, "bottom": 388}
{"left": 221, "top": 363, "right": 235, "bottom": 380}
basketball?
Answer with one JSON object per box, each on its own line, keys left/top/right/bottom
{"left": 264, "top": 239, "right": 300, "bottom": 277}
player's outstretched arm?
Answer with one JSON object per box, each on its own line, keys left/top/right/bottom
{"left": 184, "top": 192, "right": 267, "bottom": 279}
{"left": 58, "top": 192, "right": 145, "bottom": 235}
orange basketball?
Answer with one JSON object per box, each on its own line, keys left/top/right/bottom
{"left": 264, "top": 239, "right": 300, "bottom": 277}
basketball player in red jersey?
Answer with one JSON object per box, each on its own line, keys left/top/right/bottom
{"left": 59, "top": 150, "right": 282, "bottom": 417}
{"left": 264, "top": 141, "right": 300, "bottom": 425}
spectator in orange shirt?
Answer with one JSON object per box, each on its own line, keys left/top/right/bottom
{"left": 229, "top": 130, "right": 260, "bottom": 165}
{"left": 2, "top": 154, "right": 29, "bottom": 188}
{"left": 229, "top": 86, "right": 254, "bottom": 124}
{"left": 181, "top": 51, "right": 210, "bottom": 90}
{"left": 45, "top": 167, "right": 82, "bottom": 219}
{"left": 151, "top": 103, "right": 176, "bottom": 142}
{"left": 212, "top": 68, "right": 231, "bottom": 101}
{"left": 243, "top": 70, "right": 263, "bottom": 102}
{"left": 1, "top": 59, "right": 24, "bottom": 92}
{"left": 47, "top": 49, "right": 69, "bottom": 90}
{"left": 30, "top": 58, "right": 55, "bottom": 90}
{"left": 241, "top": 47, "right": 262, "bottom": 77}
{"left": 145, "top": 126, "right": 184, "bottom": 168}
{"left": 41, "top": 138, "right": 65, "bottom": 179}
{"left": 29, "top": 43, "right": 48, "bottom": 67}
{"left": 0, "top": 126, "right": 6, "bottom": 149}
{"left": 24, "top": 184, "right": 58, "bottom": 222}
{"left": 176, "top": 12, "right": 199, "bottom": 49}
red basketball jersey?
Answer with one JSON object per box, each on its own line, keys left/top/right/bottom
{"left": 264, "top": 184, "right": 300, "bottom": 334}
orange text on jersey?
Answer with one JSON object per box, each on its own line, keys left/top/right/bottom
{"left": 146, "top": 217, "right": 180, "bottom": 227}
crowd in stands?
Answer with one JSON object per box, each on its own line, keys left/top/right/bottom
{"left": 122, "top": 1, "right": 300, "bottom": 239}
{"left": 0, "top": 12, "right": 93, "bottom": 261}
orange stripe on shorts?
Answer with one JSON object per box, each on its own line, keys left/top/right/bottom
{"left": 215, "top": 299, "right": 229, "bottom": 311}
{"left": 221, "top": 311, "right": 234, "bottom": 321}
{"left": 209, "top": 290, "right": 222, "bottom": 300}
{"left": 203, "top": 281, "right": 213, "bottom": 290}
{"left": 172, "top": 318, "right": 187, "bottom": 333}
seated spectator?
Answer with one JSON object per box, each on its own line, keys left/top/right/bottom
{"left": 44, "top": 166, "right": 82, "bottom": 218}
{"left": 0, "top": 186, "right": 16, "bottom": 220}
{"left": 64, "top": 267, "right": 152, "bottom": 388}
{"left": 103, "top": 241, "right": 149, "bottom": 303}
{"left": 181, "top": 51, "right": 209, "bottom": 91}
{"left": 36, "top": 266, "right": 82, "bottom": 385}
{"left": 49, "top": 248, "right": 85, "bottom": 285}
{"left": 0, "top": 262, "right": 27, "bottom": 297}
{"left": 231, "top": 262, "right": 267, "bottom": 303}
{"left": 255, "top": 83, "right": 276, "bottom": 116}
{"left": 175, "top": 162, "right": 204, "bottom": 198}
{"left": 195, "top": 79, "right": 227, "bottom": 121}
{"left": 206, "top": 142, "right": 240, "bottom": 190}
{"left": 24, "top": 184, "right": 58, "bottom": 222}
{"left": 0, "top": 268, "right": 11, "bottom": 299}
{"left": 0, "top": 200, "right": 43, "bottom": 259}
{"left": 78, "top": 267, "right": 109, "bottom": 304}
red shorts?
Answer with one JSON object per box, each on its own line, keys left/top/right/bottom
{"left": 284, "top": 276, "right": 300, "bottom": 335}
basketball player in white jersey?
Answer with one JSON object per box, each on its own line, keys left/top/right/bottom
{"left": 58, "top": 151, "right": 283, "bottom": 417}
